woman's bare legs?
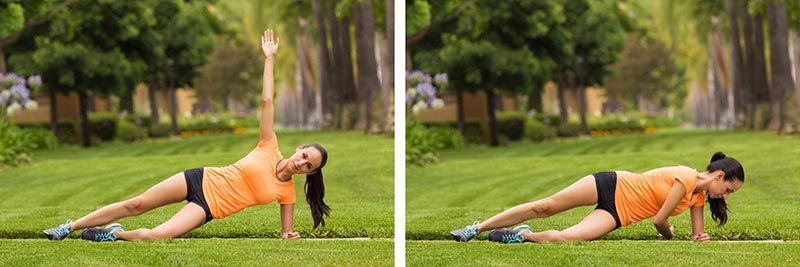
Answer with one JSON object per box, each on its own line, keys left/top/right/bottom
{"left": 522, "top": 209, "right": 616, "bottom": 242}
{"left": 69, "top": 172, "right": 188, "bottom": 231}
{"left": 475, "top": 175, "right": 598, "bottom": 233}
{"left": 115, "top": 203, "right": 206, "bottom": 241}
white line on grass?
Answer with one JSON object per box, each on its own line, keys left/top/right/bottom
{"left": 409, "top": 240, "right": 797, "bottom": 243}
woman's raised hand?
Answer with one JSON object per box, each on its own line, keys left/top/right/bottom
{"left": 261, "top": 28, "right": 280, "bottom": 58}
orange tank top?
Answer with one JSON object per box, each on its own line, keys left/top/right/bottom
{"left": 202, "top": 135, "right": 296, "bottom": 219}
{"left": 614, "top": 165, "right": 706, "bottom": 226}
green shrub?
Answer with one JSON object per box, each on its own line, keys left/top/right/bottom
{"left": 590, "top": 115, "right": 644, "bottom": 134}
{"left": 496, "top": 111, "right": 527, "bottom": 141}
{"left": 0, "top": 123, "right": 55, "bottom": 167}
{"left": 407, "top": 121, "right": 465, "bottom": 166}
{"left": 533, "top": 113, "right": 561, "bottom": 127}
{"left": 643, "top": 116, "right": 680, "bottom": 128}
{"left": 127, "top": 114, "right": 153, "bottom": 128}
{"left": 21, "top": 127, "right": 57, "bottom": 150}
{"left": 117, "top": 120, "right": 148, "bottom": 142}
{"left": 525, "top": 119, "right": 556, "bottom": 142}
{"left": 557, "top": 122, "right": 581, "bottom": 137}
{"left": 180, "top": 114, "right": 236, "bottom": 134}
{"left": 425, "top": 126, "right": 465, "bottom": 150}
{"left": 17, "top": 122, "right": 75, "bottom": 144}
{"left": 149, "top": 123, "right": 173, "bottom": 138}
{"left": 421, "top": 120, "right": 483, "bottom": 143}
{"left": 88, "top": 113, "right": 118, "bottom": 141}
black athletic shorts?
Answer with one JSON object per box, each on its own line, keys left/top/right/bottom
{"left": 184, "top": 168, "right": 213, "bottom": 223}
{"left": 593, "top": 171, "right": 622, "bottom": 229}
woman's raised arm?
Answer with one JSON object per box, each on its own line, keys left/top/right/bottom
{"left": 259, "top": 29, "right": 280, "bottom": 142}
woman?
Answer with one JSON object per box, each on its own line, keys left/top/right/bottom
{"left": 43, "top": 29, "right": 331, "bottom": 242}
{"left": 450, "top": 152, "right": 744, "bottom": 243}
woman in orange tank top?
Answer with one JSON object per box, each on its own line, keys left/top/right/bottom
{"left": 42, "top": 29, "right": 331, "bottom": 242}
{"left": 449, "top": 152, "right": 745, "bottom": 244}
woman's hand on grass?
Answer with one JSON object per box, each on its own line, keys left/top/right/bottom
{"left": 282, "top": 231, "right": 301, "bottom": 240}
{"left": 692, "top": 233, "right": 710, "bottom": 242}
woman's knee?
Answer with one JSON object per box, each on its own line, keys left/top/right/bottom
{"left": 527, "top": 198, "right": 555, "bottom": 217}
{"left": 121, "top": 197, "right": 147, "bottom": 215}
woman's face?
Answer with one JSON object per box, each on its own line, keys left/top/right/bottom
{"left": 286, "top": 146, "right": 323, "bottom": 175}
{"left": 708, "top": 172, "right": 744, "bottom": 199}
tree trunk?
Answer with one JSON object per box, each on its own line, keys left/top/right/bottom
{"left": 794, "top": 33, "right": 800, "bottom": 132}
{"left": 752, "top": 14, "right": 770, "bottom": 103}
{"left": 335, "top": 10, "right": 356, "bottom": 106}
{"left": 456, "top": 89, "right": 465, "bottom": 135}
{"left": 527, "top": 87, "right": 542, "bottom": 114}
{"left": 741, "top": 3, "right": 756, "bottom": 129}
{"left": 325, "top": 0, "right": 345, "bottom": 128}
{"left": 119, "top": 89, "right": 134, "bottom": 115}
{"left": 354, "top": 0, "right": 380, "bottom": 134}
{"left": 577, "top": 86, "right": 590, "bottom": 135}
{"left": 710, "top": 16, "right": 734, "bottom": 128}
{"left": 49, "top": 90, "right": 58, "bottom": 135}
{"left": 766, "top": 0, "right": 794, "bottom": 134}
{"left": 311, "top": 0, "right": 333, "bottom": 127}
{"left": 751, "top": 13, "right": 771, "bottom": 129}
{"left": 725, "top": 0, "right": 747, "bottom": 127}
{"left": 384, "top": 0, "right": 394, "bottom": 134}
{"left": 167, "top": 87, "right": 180, "bottom": 136}
{"left": 78, "top": 91, "right": 91, "bottom": 147}
{"left": 0, "top": 48, "right": 5, "bottom": 74}
{"left": 148, "top": 80, "right": 160, "bottom": 124}
{"left": 485, "top": 89, "right": 498, "bottom": 146}
{"left": 557, "top": 77, "right": 569, "bottom": 123}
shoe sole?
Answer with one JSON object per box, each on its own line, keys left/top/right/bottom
{"left": 43, "top": 230, "right": 62, "bottom": 240}
{"left": 449, "top": 230, "right": 467, "bottom": 242}
{"left": 512, "top": 224, "right": 531, "bottom": 232}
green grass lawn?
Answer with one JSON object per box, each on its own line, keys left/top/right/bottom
{"left": 407, "top": 129, "right": 800, "bottom": 264}
{"left": 1, "top": 239, "right": 393, "bottom": 266}
{"left": 0, "top": 129, "right": 393, "bottom": 265}
{"left": 408, "top": 129, "right": 800, "bottom": 241}
{"left": 407, "top": 240, "right": 800, "bottom": 266}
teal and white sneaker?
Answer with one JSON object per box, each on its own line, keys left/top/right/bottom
{"left": 450, "top": 221, "right": 480, "bottom": 242}
{"left": 104, "top": 223, "right": 125, "bottom": 234}
{"left": 81, "top": 226, "right": 118, "bottom": 242}
{"left": 43, "top": 219, "right": 73, "bottom": 240}
{"left": 489, "top": 224, "right": 532, "bottom": 244}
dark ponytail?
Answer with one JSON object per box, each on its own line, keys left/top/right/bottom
{"left": 303, "top": 144, "right": 329, "bottom": 229}
{"left": 706, "top": 151, "right": 744, "bottom": 226}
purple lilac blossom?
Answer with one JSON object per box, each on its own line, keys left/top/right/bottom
{"left": 407, "top": 70, "right": 426, "bottom": 85}
{"left": 10, "top": 84, "right": 30, "bottom": 100}
{"left": 2, "top": 73, "right": 20, "bottom": 88}
{"left": 434, "top": 73, "right": 448, "bottom": 87}
{"left": 28, "top": 75, "right": 42, "bottom": 89}
{"left": 415, "top": 82, "right": 436, "bottom": 100}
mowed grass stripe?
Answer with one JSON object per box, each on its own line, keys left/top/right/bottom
{"left": 408, "top": 130, "right": 800, "bottom": 240}
{"left": 0, "top": 239, "right": 393, "bottom": 266}
{"left": 406, "top": 240, "right": 800, "bottom": 266}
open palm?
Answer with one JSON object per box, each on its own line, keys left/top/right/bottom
{"left": 261, "top": 28, "right": 280, "bottom": 57}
